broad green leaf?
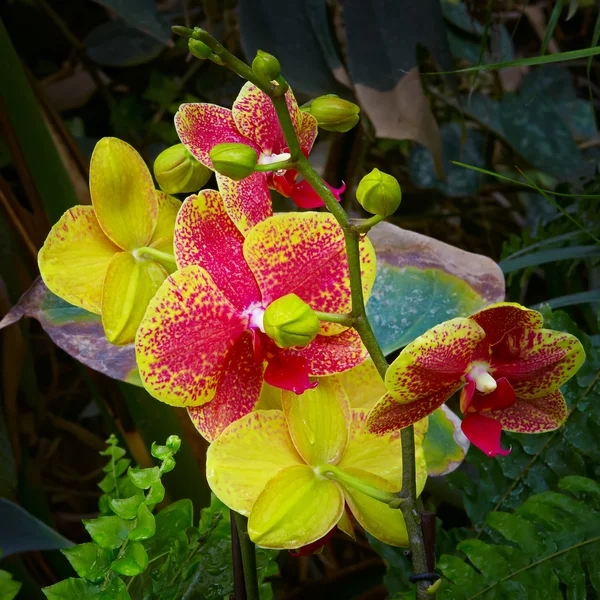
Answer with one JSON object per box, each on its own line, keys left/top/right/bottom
{"left": 61, "top": 543, "right": 112, "bottom": 583}
{"left": 111, "top": 541, "right": 148, "bottom": 576}
{"left": 83, "top": 516, "right": 134, "bottom": 550}
{"left": 366, "top": 222, "right": 504, "bottom": 355}
{"left": 42, "top": 578, "right": 103, "bottom": 600}
{"left": 127, "top": 466, "right": 160, "bottom": 490}
{"left": 500, "top": 246, "right": 600, "bottom": 273}
{"left": 128, "top": 503, "right": 156, "bottom": 542}
{"left": 533, "top": 288, "right": 600, "bottom": 310}
{"left": 109, "top": 492, "right": 145, "bottom": 520}
{"left": 143, "top": 499, "right": 192, "bottom": 555}
{"left": 0, "top": 570, "right": 21, "bottom": 600}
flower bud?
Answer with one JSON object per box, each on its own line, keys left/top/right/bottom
{"left": 153, "top": 144, "right": 212, "bottom": 194}
{"left": 209, "top": 143, "right": 257, "bottom": 181}
{"left": 188, "top": 38, "right": 212, "bottom": 60}
{"left": 356, "top": 168, "right": 402, "bottom": 217}
{"left": 264, "top": 293, "right": 319, "bottom": 349}
{"left": 252, "top": 50, "right": 281, "bottom": 82}
{"left": 306, "top": 95, "right": 360, "bottom": 133}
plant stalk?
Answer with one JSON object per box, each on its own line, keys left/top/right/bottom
{"left": 233, "top": 512, "right": 259, "bottom": 600}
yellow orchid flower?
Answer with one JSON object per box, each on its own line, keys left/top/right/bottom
{"left": 38, "top": 137, "right": 181, "bottom": 346}
{"left": 206, "top": 378, "right": 427, "bottom": 550}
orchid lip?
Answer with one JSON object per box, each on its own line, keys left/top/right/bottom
{"left": 247, "top": 305, "right": 266, "bottom": 332}
{"left": 466, "top": 363, "right": 497, "bottom": 394}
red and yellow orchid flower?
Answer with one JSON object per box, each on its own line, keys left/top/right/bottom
{"left": 206, "top": 378, "right": 428, "bottom": 550}
{"left": 366, "top": 303, "right": 585, "bottom": 457}
{"left": 38, "top": 137, "right": 180, "bottom": 346}
{"left": 135, "top": 189, "right": 375, "bottom": 441}
{"left": 174, "top": 82, "right": 344, "bottom": 235}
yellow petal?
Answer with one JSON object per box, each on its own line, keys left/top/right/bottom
{"left": 38, "top": 205, "right": 119, "bottom": 314}
{"left": 90, "top": 137, "right": 158, "bottom": 250}
{"left": 282, "top": 378, "right": 350, "bottom": 466}
{"left": 254, "top": 382, "right": 283, "bottom": 411}
{"left": 334, "top": 358, "right": 386, "bottom": 410}
{"left": 206, "top": 411, "right": 303, "bottom": 516}
{"left": 337, "top": 508, "right": 356, "bottom": 540}
{"left": 248, "top": 464, "right": 344, "bottom": 549}
{"left": 340, "top": 468, "right": 408, "bottom": 547}
{"left": 102, "top": 252, "right": 167, "bottom": 345}
{"left": 148, "top": 192, "right": 181, "bottom": 256}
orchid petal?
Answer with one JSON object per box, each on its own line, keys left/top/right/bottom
{"left": 289, "top": 527, "right": 336, "bottom": 556}
{"left": 255, "top": 382, "right": 283, "bottom": 411}
{"left": 232, "top": 82, "right": 300, "bottom": 154}
{"left": 461, "top": 412, "right": 511, "bottom": 457}
{"left": 469, "top": 302, "right": 543, "bottom": 345}
{"left": 337, "top": 509, "right": 356, "bottom": 540}
{"left": 175, "top": 103, "right": 259, "bottom": 169}
{"left": 206, "top": 410, "right": 303, "bottom": 515}
{"left": 188, "top": 333, "right": 264, "bottom": 441}
{"left": 297, "top": 328, "right": 368, "bottom": 376}
{"left": 135, "top": 265, "right": 246, "bottom": 407}
{"left": 102, "top": 252, "right": 168, "bottom": 346}
{"left": 38, "top": 206, "right": 119, "bottom": 314}
{"left": 488, "top": 390, "right": 567, "bottom": 433}
{"left": 334, "top": 358, "right": 386, "bottom": 410}
{"left": 244, "top": 212, "right": 375, "bottom": 335}
{"left": 385, "top": 318, "right": 485, "bottom": 402}
{"left": 148, "top": 192, "right": 181, "bottom": 258}
{"left": 340, "top": 469, "right": 408, "bottom": 547}
{"left": 468, "top": 377, "right": 516, "bottom": 412}
{"left": 264, "top": 354, "right": 317, "bottom": 394}
{"left": 491, "top": 328, "right": 585, "bottom": 399}
{"left": 289, "top": 179, "right": 345, "bottom": 209}
{"left": 298, "top": 110, "right": 318, "bottom": 156}
{"left": 90, "top": 137, "right": 158, "bottom": 251}
{"left": 248, "top": 464, "right": 344, "bottom": 550}
{"left": 367, "top": 387, "right": 461, "bottom": 435}
{"left": 215, "top": 172, "right": 273, "bottom": 235}
{"left": 282, "top": 378, "right": 350, "bottom": 466}
{"left": 459, "top": 379, "right": 476, "bottom": 414}
{"left": 174, "top": 190, "right": 261, "bottom": 309}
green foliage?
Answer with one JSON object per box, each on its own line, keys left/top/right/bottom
{"left": 437, "top": 476, "right": 600, "bottom": 599}
{"left": 0, "top": 569, "right": 22, "bottom": 600}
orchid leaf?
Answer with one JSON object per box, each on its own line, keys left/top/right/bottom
{"left": 366, "top": 222, "right": 505, "bottom": 355}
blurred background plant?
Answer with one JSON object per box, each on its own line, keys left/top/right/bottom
{"left": 1, "top": 0, "right": 599, "bottom": 598}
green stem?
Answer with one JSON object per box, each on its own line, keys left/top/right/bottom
{"left": 135, "top": 247, "right": 177, "bottom": 270}
{"left": 321, "top": 465, "right": 397, "bottom": 504}
{"left": 314, "top": 311, "right": 355, "bottom": 327}
{"left": 254, "top": 159, "right": 296, "bottom": 172}
{"left": 352, "top": 214, "right": 386, "bottom": 234}
{"left": 233, "top": 512, "right": 259, "bottom": 600}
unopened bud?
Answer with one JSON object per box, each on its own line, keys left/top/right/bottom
{"left": 209, "top": 143, "right": 257, "bottom": 181}
{"left": 264, "top": 294, "right": 319, "bottom": 349}
{"left": 356, "top": 168, "right": 401, "bottom": 217}
{"left": 188, "top": 38, "right": 212, "bottom": 60}
{"left": 252, "top": 50, "right": 281, "bottom": 82}
{"left": 154, "top": 144, "right": 211, "bottom": 194}
{"left": 306, "top": 95, "right": 360, "bottom": 133}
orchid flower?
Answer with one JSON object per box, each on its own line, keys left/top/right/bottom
{"left": 175, "top": 82, "right": 344, "bottom": 235}
{"left": 206, "top": 378, "right": 428, "bottom": 550}
{"left": 366, "top": 303, "right": 585, "bottom": 457}
{"left": 135, "top": 189, "right": 375, "bottom": 441}
{"left": 38, "top": 137, "right": 180, "bottom": 345}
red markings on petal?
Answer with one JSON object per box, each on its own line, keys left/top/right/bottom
{"left": 298, "top": 329, "right": 368, "bottom": 376}
{"left": 459, "top": 380, "right": 475, "bottom": 414}
{"left": 298, "top": 110, "right": 318, "bottom": 156}
{"left": 460, "top": 412, "right": 511, "bottom": 457}
{"left": 289, "top": 179, "right": 345, "bottom": 209}
{"left": 469, "top": 302, "right": 543, "bottom": 345}
{"left": 264, "top": 354, "right": 318, "bottom": 394}
{"left": 468, "top": 377, "right": 516, "bottom": 412}
{"left": 188, "top": 333, "right": 264, "bottom": 441}
{"left": 174, "top": 190, "right": 261, "bottom": 310}
{"left": 175, "top": 103, "right": 258, "bottom": 169}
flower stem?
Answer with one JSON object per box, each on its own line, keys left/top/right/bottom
{"left": 233, "top": 512, "right": 259, "bottom": 600}
{"left": 321, "top": 465, "right": 398, "bottom": 504}
{"left": 135, "top": 247, "right": 177, "bottom": 270}
{"left": 254, "top": 159, "right": 296, "bottom": 172}
{"left": 314, "top": 311, "right": 355, "bottom": 327}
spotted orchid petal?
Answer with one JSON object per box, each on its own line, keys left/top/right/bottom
{"left": 367, "top": 388, "right": 462, "bottom": 435}
{"left": 148, "top": 192, "right": 181, "bottom": 259}
{"left": 248, "top": 464, "right": 344, "bottom": 550}
{"left": 38, "top": 206, "right": 119, "bottom": 314}
{"left": 102, "top": 252, "right": 168, "bottom": 346}
{"left": 90, "top": 138, "right": 158, "bottom": 251}
{"left": 334, "top": 358, "right": 386, "bottom": 410}
{"left": 487, "top": 389, "right": 567, "bottom": 433}
{"left": 206, "top": 410, "right": 304, "bottom": 515}
{"left": 188, "top": 333, "right": 264, "bottom": 441}
{"left": 215, "top": 172, "right": 273, "bottom": 235}
{"left": 135, "top": 265, "right": 247, "bottom": 406}
{"left": 298, "top": 110, "right": 318, "bottom": 156}
{"left": 282, "top": 378, "right": 351, "bottom": 466}
{"left": 491, "top": 328, "right": 585, "bottom": 399}
{"left": 244, "top": 212, "right": 376, "bottom": 336}
{"left": 461, "top": 412, "right": 511, "bottom": 457}
{"left": 340, "top": 469, "right": 408, "bottom": 547}
{"left": 289, "top": 179, "right": 345, "bottom": 210}
{"left": 383, "top": 317, "right": 485, "bottom": 404}
{"left": 232, "top": 82, "right": 301, "bottom": 155}
{"left": 174, "top": 190, "right": 261, "bottom": 309}
{"left": 175, "top": 103, "right": 259, "bottom": 169}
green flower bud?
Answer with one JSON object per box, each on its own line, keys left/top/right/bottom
{"left": 252, "top": 50, "right": 281, "bottom": 82}
{"left": 356, "top": 168, "right": 402, "bottom": 217}
{"left": 210, "top": 143, "right": 257, "bottom": 181}
{"left": 263, "top": 293, "right": 320, "bottom": 349}
{"left": 188, "top": 38, "right": 212, "bottom": 60}
{"left": 307, "top": 95, "right": 360, "bottom": 133}
{"left": 153, "top": 144, "right": 212, "bottom": 194}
